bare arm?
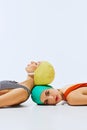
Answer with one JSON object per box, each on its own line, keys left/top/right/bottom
{"left": 0, "top": 61, "right": 37, "bottom": 108}
{"left": 19, "top": 76, "right": 34, "bottom": 91}
{"left": 0, "top": 88, "right": 28, "bottom": 107}
{"left": 67, "top": 92, "right": 87, "bottom": 106}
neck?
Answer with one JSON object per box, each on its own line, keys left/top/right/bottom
{"left": 19, "top": 75, "right": 34, "bottom": 91}
{"left": 57, "top": 89, "right": 64, "bottom": 100}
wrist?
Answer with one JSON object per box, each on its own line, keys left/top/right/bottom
{"left": 27, "top": 75, "right": 34, "bottom": 80}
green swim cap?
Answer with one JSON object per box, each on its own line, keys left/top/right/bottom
{"left": 31, "top": 85, "right": 52, "bottom": 104}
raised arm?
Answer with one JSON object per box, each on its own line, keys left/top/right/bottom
{"left": 0, "top": 61, "right": 39, "bottom": 108}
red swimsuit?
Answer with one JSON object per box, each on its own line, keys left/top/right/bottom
{"left": 63, "top": 83, "right": 87, "bottom": 101}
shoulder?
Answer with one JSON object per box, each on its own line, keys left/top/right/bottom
{"left": 61, "top": 84, "right": 75, "bottom": 93}
{"left": 66, "top": 90, "right": 87, "bottom": 105}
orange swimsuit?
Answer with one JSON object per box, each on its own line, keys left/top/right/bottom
{"left": 63, "top": 83, "right": 87, "bottom": 101}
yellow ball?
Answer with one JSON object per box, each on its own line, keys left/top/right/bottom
{"left": 34, "top": 61, "right": 55, "bottom": 85}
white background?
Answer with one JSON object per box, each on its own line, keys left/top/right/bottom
{"left": 0, "top": 0, "right": 87, "bottom": 87}
{"left": 0, "top": 0, "right": 87, "bottom": 130}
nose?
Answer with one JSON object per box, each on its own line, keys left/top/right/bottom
{"left": 48, "top": 96, "right": 56, "bottom": 105}
{"left": 27, "top": 64, "right": 30, "bottom": 66}
{"left": 31, "top": 61, "right": 35, "bottom": 64}
{"left": 49, "top": 95, "right": 57, "bottom": 101}
{"left": 49, "top": 96, "right": 54, "bottom": 100}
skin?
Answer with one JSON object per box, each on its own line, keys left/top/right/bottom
{"left": 0, "top": 61, "right": 40, "bottom": 108}
{"left": 40, "top": 88, "right": 63, "bottom": 105}
{"left": 40, "top": 85, "right": 87, "bottom": 106}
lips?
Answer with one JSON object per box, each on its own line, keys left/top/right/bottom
{"left": 55, "top": 96, "right": 59, "bottom": 102}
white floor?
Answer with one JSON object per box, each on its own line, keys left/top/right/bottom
{"left": 0, "top": 99, "right": 87, "bottom": 130}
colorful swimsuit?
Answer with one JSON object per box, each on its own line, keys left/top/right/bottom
{"left": 0, "top": 80, "right": 30, "bottom": 100}
{"left": 64, "top": 83, "right": 87, "bottom": 101}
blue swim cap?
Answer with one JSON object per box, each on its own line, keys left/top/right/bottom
{"left": 31, "top": 85, "right": 52, "bottom": 104}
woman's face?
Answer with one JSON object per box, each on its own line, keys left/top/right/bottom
{"left": 40, "top": 88, "right": 62, "bottom": 105}
{"left": 25, "top": 61, "right": 41, "bottom": 73}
